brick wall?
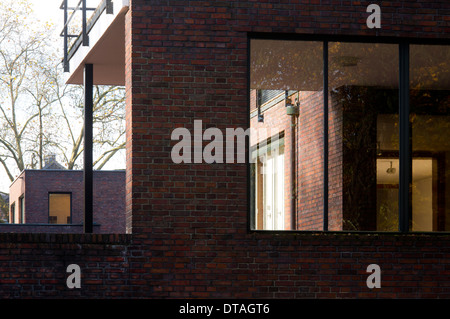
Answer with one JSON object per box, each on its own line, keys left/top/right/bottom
{"left": 1, "top": 231, "right": 449, "bottom": 298}
{"left": 328, "top": 92, "right": 344, "bottom": 231}
{"left": 297, "top": 90, "right": 325, "bottom": 230}
{"left": 0, "top": 233, "right": 130, "bottom": 298}
{"left": 8, "top": 174, "right": 24, "bottom": 224}
{"left": 123, "top": 0, "right": 450, "bottom": 298}
{"left": 0, "top": 224, "right": 100, "bottom": 233}
{"left": 92, "top": 171, "right": 126, "bottom": 233}
{"left": 0, "top": 0, "right": 450, "bottom": 299}
{"left": 4, "top": 170, "right": 125, "bottom": 233}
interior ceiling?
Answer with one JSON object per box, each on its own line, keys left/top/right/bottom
{"left": 377, "top": 112, "right": 448, "bottom": 184}
{"left": 377, "top": 158, "right": 433, "bottom": 184}
{"left": 250, "top": 39, "right": 450, "bottom": 91}
{"left": 377, "top": 114, "right": 450, "bottom": 153}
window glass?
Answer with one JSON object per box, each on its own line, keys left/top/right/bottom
{"left": 410, "top": 45, "right": 450, "bottom": 231}
{"left": 251, "top": 134, "right": 285, "bottom": 230}
{"left": 250, "top": 39, "right": 324, "bottom": 230}
{"left": 328, "top": 42, "right": 399, "bottom": 231}
{"left": 49, "top": 193, "right": 71, "bottom": 224}
{"left": 250, "top": 38, "right": 450, "bottom": 233}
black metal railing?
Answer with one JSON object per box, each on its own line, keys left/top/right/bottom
{"left": 60, "top": 0, "right": 113, "bottom": 72}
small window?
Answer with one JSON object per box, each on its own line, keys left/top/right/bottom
{"left": 10, "top": 202, "right": 15, "bottom": 224}
{"left": 49, "top": 193, "right": 72, "bottom": 224}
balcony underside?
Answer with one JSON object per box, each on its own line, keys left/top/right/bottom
{"left": 64, "top": 1, "right": 128, "bottom": 86}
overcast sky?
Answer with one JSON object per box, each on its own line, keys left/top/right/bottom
{"left": 31, "top": 0, "right": 63, "bottom": 26}
{"left": 30, "top": 0, "right": 101, "bottom": 29}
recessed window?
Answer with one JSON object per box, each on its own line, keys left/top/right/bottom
{"left": 10, "top": 202, "right": 15, "bottom": 224}
{"left": 249, "top": 37, "right": 450, "bottom": 232}
{"left": 49, "top": 193, "right": 72, "bottom": 224}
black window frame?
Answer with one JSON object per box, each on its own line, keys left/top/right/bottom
{"left": 247, "top": 33, "right": 450, "bottom": 234}
{"left": 48, "top": 192, "right": 73, "bottom": 225}
{"left": 10, "top": 202, "right": 15, "bottom": 224}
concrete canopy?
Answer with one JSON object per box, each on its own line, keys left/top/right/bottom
{"left": 64, "top": 0, "right": 128, "bottom": 86}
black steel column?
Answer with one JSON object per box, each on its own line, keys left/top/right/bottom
{"left": 323, "top": 41, "right": 329, "bottom": 231}
{"left": 84, "top": 64, "right": 93, "bottom": 233}
{"left": 399, "top": 43, "right": 410, "bottom": 233}
{"left": 63, "top": 0, "right": 69, "bottom": 72}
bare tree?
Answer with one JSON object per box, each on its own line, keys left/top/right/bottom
{"left": 0, "top": 0, "right": 125, "bottom": 188}
{"left": 0, "top": 0, "right": 56, "bottom": 180}
{"left": 53, "top": 83, "right": 125, "bottom": 170}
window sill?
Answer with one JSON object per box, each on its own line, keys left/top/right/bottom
{"left": 248, "top": 229, "right": 450, "bottom": 238}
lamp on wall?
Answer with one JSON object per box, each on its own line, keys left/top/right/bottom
{"left": 386, "top": 161, "right": 396, "bottom": 174}
{"left": 376, "top": 141, "right": 382, "bottom": 156}
{"left": 285, "top": 90, "right": 299, "bottom": 117}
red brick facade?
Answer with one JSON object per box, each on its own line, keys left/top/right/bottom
{"left": 4, "top": 170, "right": 125, "bottom": 234}
{"left": 0, "top": 0, "right": 449, "bottom": 299}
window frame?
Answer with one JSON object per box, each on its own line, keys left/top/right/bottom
{"left": 10, "top": 202, "right": 15, "bottom": 224}
{"left": 18, "top": 195, "right": 24, "bottom": 224}
{"left": 247, "top": 33, "right": 450, "bottom": 234}
{"left": 48, "top": 192, "right": 73, "bottom": 225}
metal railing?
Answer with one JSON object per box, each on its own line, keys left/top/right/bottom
{"left": 60, "top": 0, "right": 113, "bottom": 72}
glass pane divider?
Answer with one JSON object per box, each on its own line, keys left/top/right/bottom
{"left": 399, "top": 42, "right": 410, "bottom": 233}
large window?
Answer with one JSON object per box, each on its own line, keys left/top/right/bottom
{"left": 49, "top": 193, "right": 72, "bottom": 224}
{"left": 249, "top": 36, "right": 450, "bottom": 232}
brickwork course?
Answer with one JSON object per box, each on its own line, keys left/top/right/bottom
{"left": 0, "top": 0, "right": 450, "bottom": 299}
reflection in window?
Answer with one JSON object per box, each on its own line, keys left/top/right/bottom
{"left": 49, "top": 193, "right": 71, "bottom": 224}
{"left": 252, "top": 135, "right": 285, "bottom": 230}
{"left": 328, "top": 42, "right": 399, "bottom": 231}
{"left": 410, "top": 45, "right": 450, "bottom": 231}
{"left": 250, "top": 40, "right": 323, "bottom": 231}
{"left": 249, "top": 38, "right": 449, "bottom": 232}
